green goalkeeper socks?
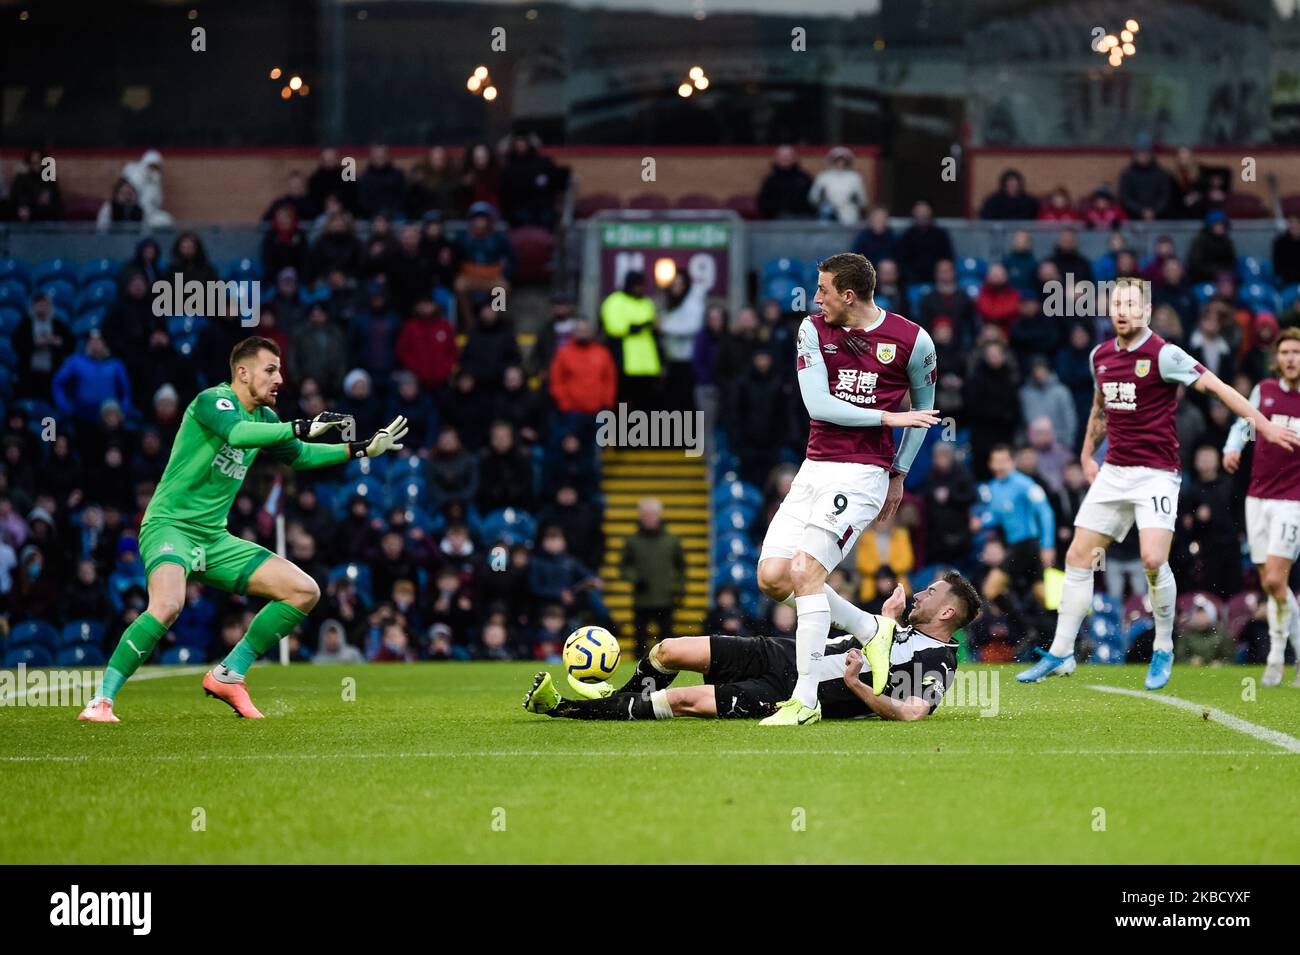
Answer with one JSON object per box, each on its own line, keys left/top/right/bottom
{"left": 100, "top": 612, "right": 169, "bottom": 701}
{"left": 221, "top": 601, "right": 307, "bottom": 676}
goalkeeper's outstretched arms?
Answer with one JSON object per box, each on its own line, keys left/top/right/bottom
{"left": 266, "top": 415, "right": 412, "bottom": 471}
{"left": 192, "top": 393, "right": 357, "bottom": 449}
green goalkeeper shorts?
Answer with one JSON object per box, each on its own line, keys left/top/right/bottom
{"left": 138, "top": 521, "right": 277, "bottom": 595}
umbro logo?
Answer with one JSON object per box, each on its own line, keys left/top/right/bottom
{"left": 823, "top": 343, "right": 838, "bottom": 354}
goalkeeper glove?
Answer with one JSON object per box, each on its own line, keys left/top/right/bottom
{"left": 346, "top": 415, "right": 409, "bottom": 459}
{"left": 292, "top": 411, "right": 352, "bottom": 440}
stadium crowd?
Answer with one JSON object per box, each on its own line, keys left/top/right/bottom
{"left": 1, "top": 138, "right": 1297, "bottom": 671}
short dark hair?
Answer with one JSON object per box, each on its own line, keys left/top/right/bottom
{"left": 816, "top": 252, "right": 876, "bottom": 301}
{"left": 939, "top": 570, "right": 981, "bottom": 631}
{"left": 989, "top": 443, "right": 1014, "bottom": 459}
{"left": 230, "top": 336, "right": 280, "bottom": 374}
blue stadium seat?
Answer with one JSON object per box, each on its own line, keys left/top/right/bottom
{"left": 76, "top": 279, "right": 117, "bottom": 312}
{"left": 7, "top": 620, "right": 58, "bottom": 652}
{"left": 1242, "top": 282, "right": 1279, "bottom": 313}
{"left": 59, "top": 620, "right": 106, "bottom": 649}
{"left": 333, "top": 477, "right": 385, "bottom": 518}
{"left": 714, "top": 557, "right": 758, "bottom": 591}
{"left": 0, "top": 367, "right": 13, "bottom": 401}
{"left": 0, "top": 305, "right": 21, "bottom": 337}
{"left": 57, "top": 644, "right": 107, "bottom": 667}
{"left": 960, "top": 280, "right": 982, "bottom": 300}
{"left": 160, "top": 646, "right": 204, "bottom": 665}
{"left": 1283, "top": 283, "right": 1300, "bottom": 313}
{"left": 762, "top": 274, "right": 806, "bottom": 308}
{"left": 907, "top": 282, "right": 933, "bottom": 315}
{"left": 874, "top": 294, "right": 892, "bottom": 311}
{"left": 0, "top": 340, "right": 15, "bottom": 370}
{"left": 714, "top": 532, "right": 757, "bottom": 563}
{"left": 345, "top": 454, "right": 389, "bottom": 483}
{"left": 388, "top": 476, "right": 430, "bottom": 511}
{"left": 79, "top": 257, "right": 121, "bottom": 286}
{"left": 223, "top": 258, "right": 263, "bottom": 283}
{"left": 165, "top": 314, "right": 208, "bottom": 338}
{"left": 1086, "top": 592, "right": 1127, "bottom": 664}
{"left": 0, "top": 258, "right": 30, "bottom": 291}
{"left": 72, "top": 310, "right": 106, "bottom": 338}
{"left": 712, "top": 479, "right": 762, "bottom": 513}
{"left": 956, "top": 256, "right": 987, "bottom": 280}
{"left": 38, "top": 278, "right": 78, "bottom": 308}
{"left": 329, "top": 562, "right": 373, "bottom": 607}
{"left": 1092, "top": 255, "right": 1117, "bottom": 283}
{"left": 1237, "top": 255, "right": 1272, "bottom": 283}
{"left": 1193, "top": 282, "right": 1216, "bottom": 305}
{"left": 0, "top": 279, "right": 28, "bottom": 309}
{"left": 432, "top": 286, "right": 456, "bottom": 323}
{"left": 32, "top": 257, "right": 78, "bottom": 288}
{"left": 480, "top": 507, "right": 537, "bottom": 546}
{"left": 13, "top": 398, "right": 56, "bottom": 423}
{"left": 761, "top": 256, "right": 806, "bottom": 284}
{"left": 2, "top": 645, "right": 53, "bottom": 668}
{"left": 714, "top": 503, "right": 755, "bottom": 534}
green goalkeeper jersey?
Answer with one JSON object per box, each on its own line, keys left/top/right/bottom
{"left": 142, "top": 383, "right": 346, "bottom": 532}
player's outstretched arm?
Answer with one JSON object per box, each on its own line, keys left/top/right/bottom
{"left": 345, "top": 415, "right": 409, "bottom": 459}
{"left": 842, "top": 648, "right": 929, "bottom": 721}
{"left": 1222, "top": 383, "right": 1261, "bottom": 473}
{"left": 1195, "top": 372, "right": 1300, "bottom": 452}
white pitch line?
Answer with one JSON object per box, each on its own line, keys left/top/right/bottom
{"left": 0, "top": 748, "right": 1292, "bottom": 764}
{"left": 1086, "top": 684, "right": 1300, "bottom": 753}
{"left": 0, "top": 665, "right": 208, "bottom": 705}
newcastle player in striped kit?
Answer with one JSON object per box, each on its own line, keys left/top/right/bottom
{"left": 754, "top": 253, "right": 941, "bottom": 726}
{"left": 1223, "top": 327, "right": 1300, "bottom": 688}
{"left": 1019, "top": 278, "right": 1300, "bottom": 690}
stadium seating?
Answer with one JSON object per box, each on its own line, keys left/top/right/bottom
{"left": 573, "top": 193, "right": 623, "bottom": 218}
{"left": 723, "top": 194, "right": 759, "bottom": 220}
{"left": 59, "top": 620, "right": 106, "bottom": 649}
{"left": 1238, "top": 256, "right": 1272, "bottom": 283}
{"left": 2, "top": 645, "right": 54, "bottom": 668}
{"left": 79, "top": 257, "right": 121, "bottom": 285}
{"left": 329, "top": 562, "right": 374, "bottom": 607}
{"left": 57, "top": 644, "right": 107, "bottom": 667}
{"left": 956, "top": 256, "right": 987, "bottom": 280}
{"left": 160, "top": 646, "right": 204, "bottom": 665}
{"left": 1085, "top": 593, "right": 1127, "bottom": 663}
{"left": 625, "top": 193, "right": 670, "bottom": 210}
{"left": 480, "top": 507, "right": 537, "bottom": 546}
{"left": 0, "top": 257, "right": 30, "bottom": 290}
{"left": 7, "top": 620, "right": 59, "bottom": 653}
{"left": 223, "top": 257, "right": 263, "bottom": 283}
{"left": 674, "top": 193, "right": 721, "bottom": 210}
{"left": 510, "top": 226, "right": 555, "bottom": 284}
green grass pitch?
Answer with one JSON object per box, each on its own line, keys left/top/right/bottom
{"left": 2, "top": 662, "right": 1297, "bottom": 864}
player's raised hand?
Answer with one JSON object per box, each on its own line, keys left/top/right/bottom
{"left": 292, "top": 410, "right": 352, "bottom": 440}
{"left": 1222, "top": 449, "right": 1241, "bottom": 473}
{"left": 347, "top": 415, "right": 409, "bottom": 459}
{"left": 1258, "top": 418, "right": 1300, "bottom": 452}
{"left": 881, "top": 583, "right": 906, "bottom": 622}
{"left": 882, "top": 408, "right": 942, "bottom": 429}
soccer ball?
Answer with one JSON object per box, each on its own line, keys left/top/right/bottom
{"left": 563, "top": 626, "right": 621, "bottom": 683}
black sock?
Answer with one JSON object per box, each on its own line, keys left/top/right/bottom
{"left": 616, "top": 655, "right": 679, "bottom": 696}
{"left": 550, "top": 692, "right": 655, "bottom": 720}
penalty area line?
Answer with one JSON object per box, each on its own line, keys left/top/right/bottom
{"left": 0, "top": 747, "right": 1292, "bottom": 763}
{"left": 1086, "top": 684, "right": 1300, "bottom": 753}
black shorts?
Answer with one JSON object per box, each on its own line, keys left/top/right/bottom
{"left": 705, "top": 635, "right": 798, "bottom": 719}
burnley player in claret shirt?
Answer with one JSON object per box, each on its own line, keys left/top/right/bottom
{"left": 1018, "top": 278, "right": 1300, "bottom": 691}
{"left": 754, "top": 252, "right": 942, "bottom": 726}
{"left": 1223, "top": 327, "right": 1300, "bottom": 688}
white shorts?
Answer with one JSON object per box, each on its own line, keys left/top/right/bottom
{"left": 1074, "top": 464, "right": 1181, "bottom": 541}
{"left": 758, "top": 459, "right": 890, "bottom": 571}
{"left": 1245, "top": 496, "right": 1300, "bottom": 565}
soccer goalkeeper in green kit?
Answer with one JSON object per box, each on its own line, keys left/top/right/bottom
{"left": 78, "top": 336, "right": 408, "bottom": 722}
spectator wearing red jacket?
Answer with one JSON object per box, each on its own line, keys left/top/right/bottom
{"left": 549, "top": 318, "right": 617, "bottom": 415}
{"left": 396, "top": 299, "right": 458, "bottom": 391}
{"left": 1037, "top": 187, "right": 1080, "bottom": 223}
{"left": 976, "top": 264, "right": 1022, "bottom": 338}
{"left": 1083, "top": 186, "right": 1127, "bottom": 230}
